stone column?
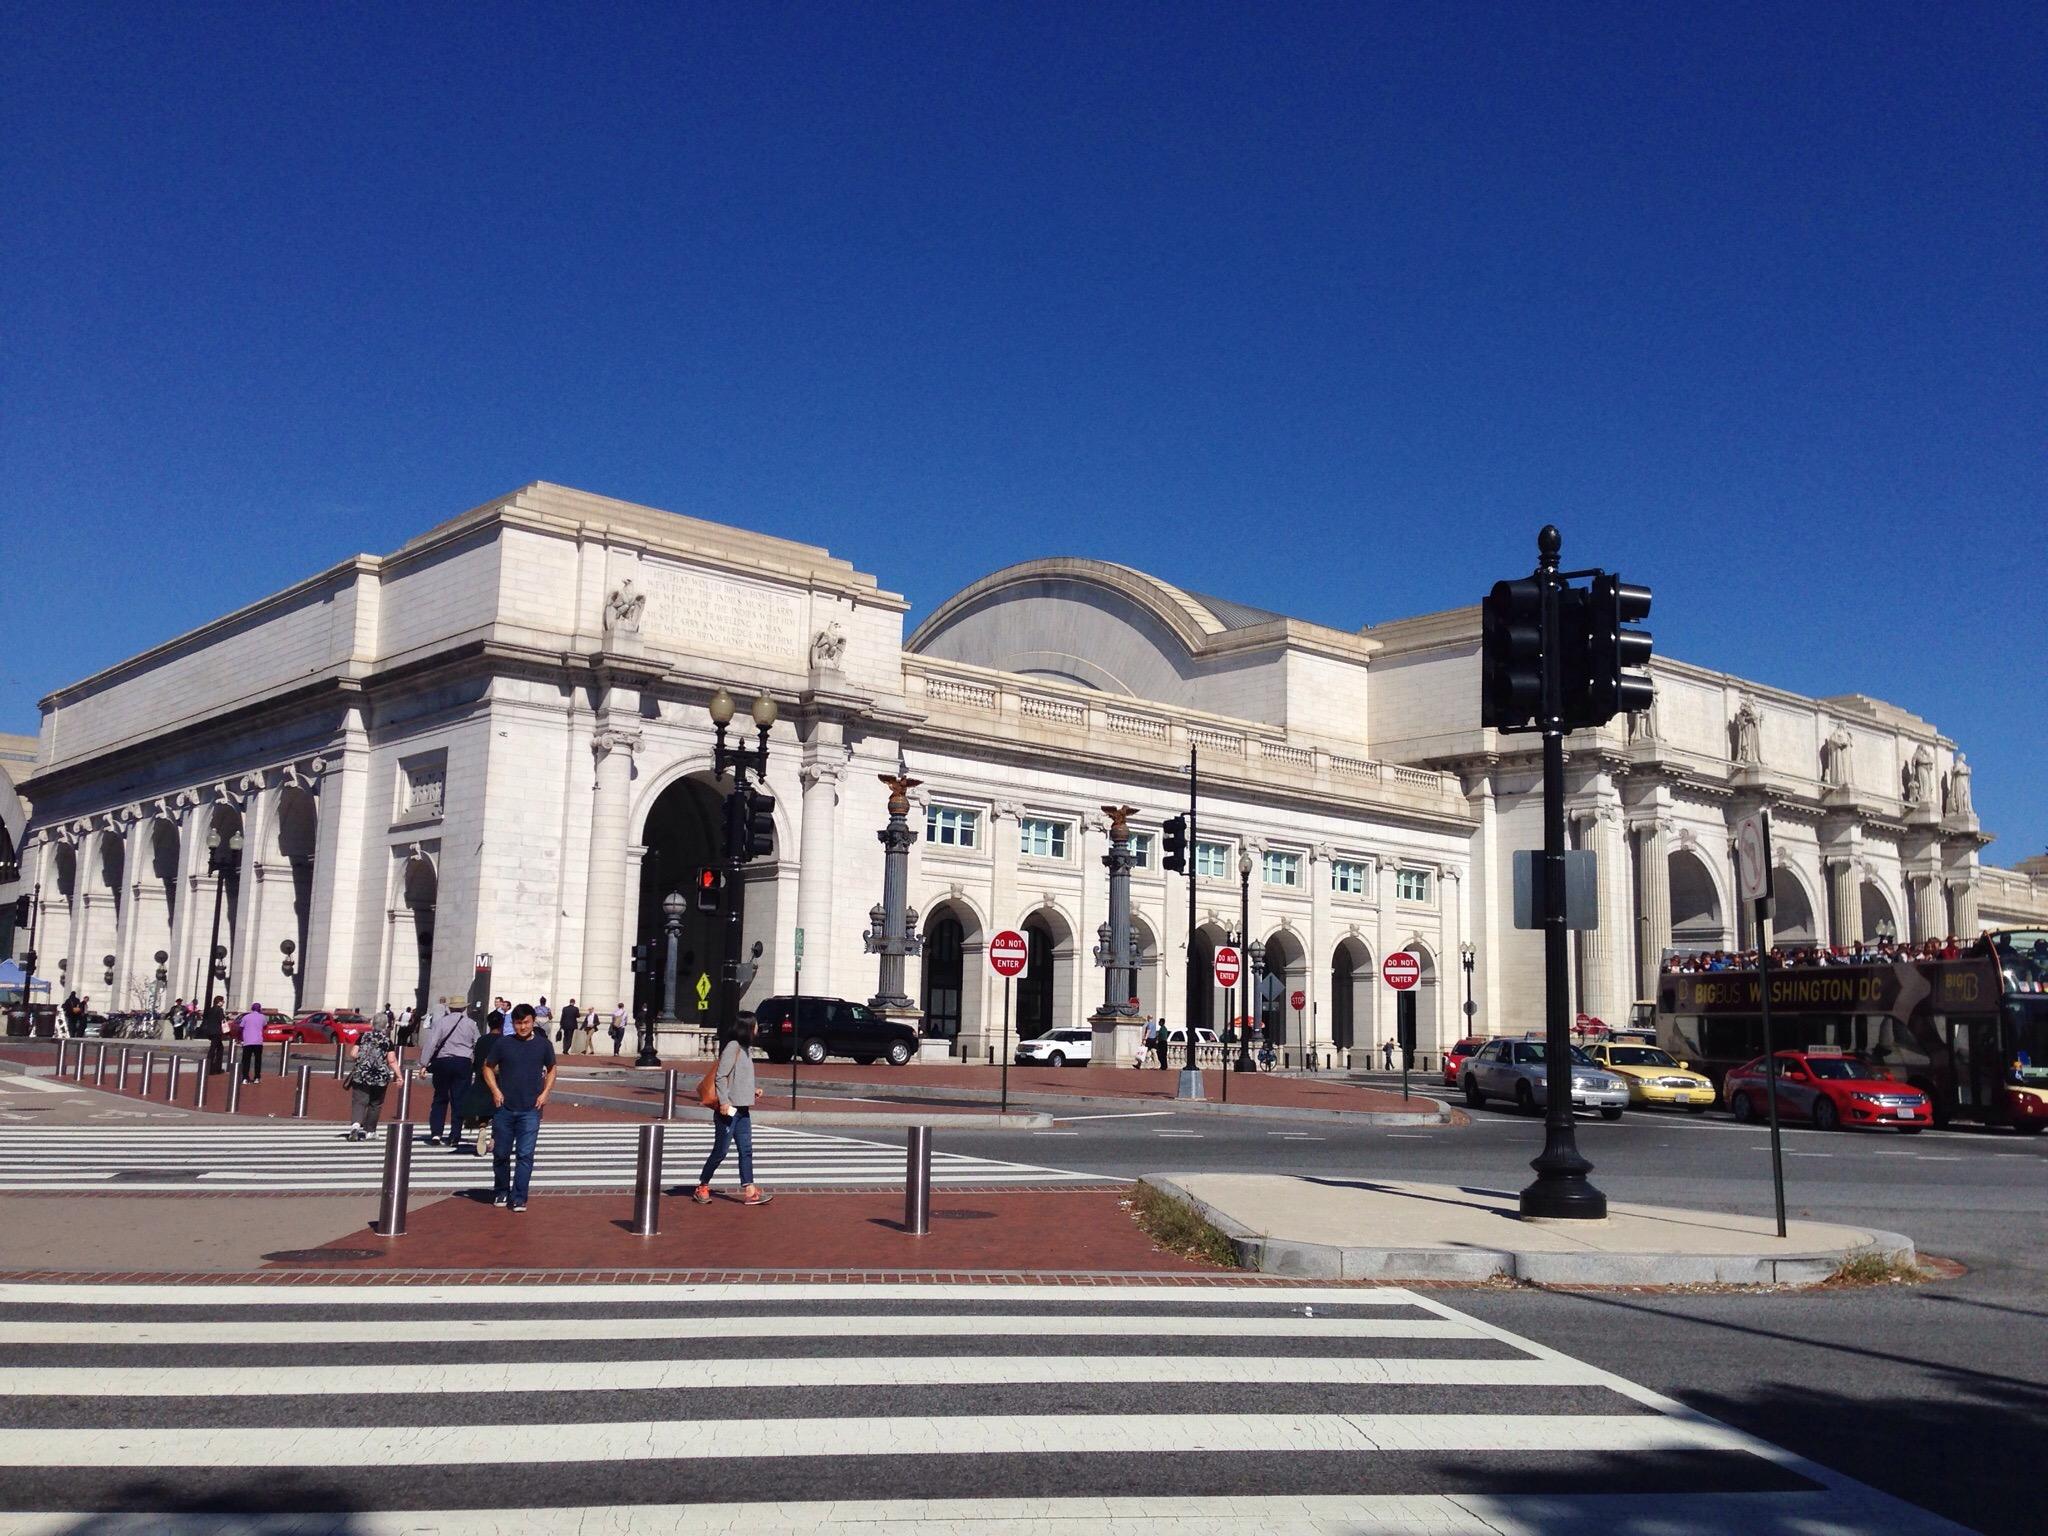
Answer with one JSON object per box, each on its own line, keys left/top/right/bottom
{"left": 1633, "top": 819, "right": 1671, "bottom": 998}
{"left": 1575, "top": 808, "right": 1623, "bottom": 1018}
{"left": 1306, "top": 843, "right": 1334, "bottom": 1063}
{"left": 1826, "top": 857, "right": 1860, "bottom": 947}
{"left": 795, "top": 747, "right": 843, "bottom": 998}
{"left": 305, "top": 720, "right": 370, "bottom": 1010}
{"left": 1910, "top": 874, "right": 1944, "bottom": 944}
{"left": 1950, "top": 878, "right": 1980, "bottom": 937}
{"left": 864, "top": 773, "right": 923, "bottom": 1019}
{"left": 1090, "top": 807, "right": 1143, "bottom": 1065}
{"left": 578, "top": 721, "right": 642, "bottom": 1007}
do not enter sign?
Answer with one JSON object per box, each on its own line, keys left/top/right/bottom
{"left": 988, "top": 930, "right": 1030, "bottom": 979}
{"left": 1290, "top": 989, "right": 1306, "bottom": 1011}
{"left": 1382, "top": 953, "right": 1421, "bottom": 991}
{"left": 1212, "top": 946, "right": 1242, "bottom": 988}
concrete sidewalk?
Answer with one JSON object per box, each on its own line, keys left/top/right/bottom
{"left": 1146, "top": 1174, "right": 1917, "bottom": 1287}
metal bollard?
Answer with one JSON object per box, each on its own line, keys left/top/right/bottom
{"left": 373, "top": 1123, "right": 412, "bottom": 1237}
{"left": 141, "top": 1051, "right": 157, "bottom": 1096}
{"left": 662, "top": 1069, "right": 679, "bottom": 1120}
{"left": 280, "top": 1038, "right": 293, "bottom": 1076}
{"left": 332, "top": 1038, "right": 346, "bottom": 1081}
{"left": 95, "top": 1042, "right": 109, "bottom": 1084}
{"left": 165, "top": 1053, "right": 183, "bottom": 1102}
{"left": 193, "top": 1057, "right": 210, "bottom": 1109}
{"left": 119, "top": 1046, "right": 133, "bottom": 1092}
{"left": 904, "top": 1125, "right": 933, "bottom": 1235}
{"left": 293, "top": 1063, "right": 312, "bottom": 1118}
{"left": 57, "top": 1039, "right": 73, "bottom": 1077}
{"left": 225, "top": 1055, "right": 241, "bottom": 1113}
{"left": 630, "top": 1123, "right": 665, "bottom": 1236}
{"left": 395, "top": 1069, "right": 412, "bottom": 1124}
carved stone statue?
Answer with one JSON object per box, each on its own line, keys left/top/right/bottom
{"left": 602, "top": 580, "right": 645, "bottom": 636}
{"left": 1820, "top": 723, "right": 1853, "bottom": 788}
{"left": 1904, "top": 743, "right": 1937, "bottom": 806}
{"left": 1626, "top": 702, "right": 1656, "bottom": 744}
{"left": 809, "top": 622, "right": 847, "bottom": 670}
{"left": 1730, "top": 694, "right": 1762, "bottom": 766}
{"left": 1100, "top": 804, "right": 1139, "bottom": 842}
{"left": 1944, "top": 753, "right": 1973, "bottom": 817}
{"left": 879, "top": 772, "right": 922, "bottom": 819}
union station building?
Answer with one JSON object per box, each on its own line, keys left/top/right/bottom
{"left": 7, "top": 483, "right": 2045, "bottom": 1059}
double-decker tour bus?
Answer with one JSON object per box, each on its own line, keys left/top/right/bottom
{"left": 1655, "top": 930, "right": 2048, "bottom": 1132}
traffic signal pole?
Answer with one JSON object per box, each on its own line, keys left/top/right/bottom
{"left": 1521, "top": 525, "right": 1607, "bottom": 1220}
{"left": 1178, "top": 748, "right": 1203, "bottom": 1099}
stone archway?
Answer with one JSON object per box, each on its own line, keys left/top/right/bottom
{"left": 1187, "top": 923, "right": 1227, "bottom": 1036}
{"left": 1331, "top": 936, "right": 1374, "bottom": 1053}
{"left": 1770, "top": 865, "right": 1819, "bottom": 946}
{"left": 1399, "top": 941, "right": 1441, "bottom": 1057}
{"left": 390, "top": 852, "right": 438, "bottom": 1020}
{"left": 635, "top": 776, "right": 729, "bottom": 1026}
{"left": 1258, "top": 929, "right": 1307, "bottom": 1046}
{"left": 1017, "top": 907, "right": 1076, "bottom": 1041}
{"left": 1669, "top": 847, "right": 1726, "bottom": 950}
{"left": 1128, "top": 913, "right": 1160, "bottom": 1019}
{"left": 1859, "top": 878, "right": 1900, "bottom": 943}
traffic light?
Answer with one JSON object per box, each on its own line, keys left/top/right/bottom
{"left": 744, "top": 787, "right": 776, "bottom": 860}
{"left": 1481, "top": 576, "right": 1546, "bottom": 732}
{"left": 629, "top": 941, "right": 653, "bottom": 976}
{"left": 1584, "top": 573, "right": 1654, "bottom": 725}
{"left": 1161, "top": 814, "right": 1188, "bottom": 874}
{"left": 723, "top": 788, "right": 748, "bottom": 863}
{"left": 9, "top": 895, "right": 27, "bottom": 927}
{"left": 694, "top": 867, "right": 723, "bottom": 913}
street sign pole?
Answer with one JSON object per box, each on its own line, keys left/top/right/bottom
{"left": 987, "top": 930, "right": 1030, "bottom": 1115}
{"left": 1736, "top": 812, "right": 1787, "bottom": 1238}
{"left": 1001, "top": 978, "right": 1011, "bottom": 1115}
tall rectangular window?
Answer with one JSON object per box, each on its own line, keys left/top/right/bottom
{"left": 1331, "top": 859, "right": 1368, "bottom": 895}
{"left": 1395, "top": 868, "right": 1433, "bottom": 903}
{"left": 1019, "top": 817, "right": 1070, "bottom": 859}
{"left": 924, "top": 805, "right": 980, "bottom": 850}
{"left": 1194, "top": 841, "right": 1230, "bottom": 879}
{"left": 1262, "top": 850, "right": 1302, "bottom": 888}
{"left": 1127, "top": 831, "right": 1153, "bottom": 869}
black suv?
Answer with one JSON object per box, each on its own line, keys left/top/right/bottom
{"left": 755, "top": 997, "right": 920, "bottom": 1066}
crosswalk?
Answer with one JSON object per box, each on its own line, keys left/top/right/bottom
{"left": 0, "top": 1280, "right": 1957, "bottom": 1533}
{"left": 0, "top": 1122, "right": 1102, "bottom": 1192}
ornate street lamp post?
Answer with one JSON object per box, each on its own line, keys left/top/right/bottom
{"left": 708, "top": 686, "right": 777, "bottom": 1037}
{"left": 1235, "top": 849, "right": 1254, "bottom": 1071}
{"left": 864, "top": 771, "right": 924, "bottom": 1022}
{"left": 1461, "top": 942, "right": 1477, "bottom": 1033}
{"left": 199, "top": 827, "right": 242, "bottom": 1012}
{"left": 1246, "top": 938, "right": 1266, "bottom": 1067}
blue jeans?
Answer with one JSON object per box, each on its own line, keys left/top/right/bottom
{"left": 491, "top": 1107, "right": 542, "bottom": 1204}
{"left": 428, "top": 1058, "right": 472, "bottom": 1140}
{"left": 698, "top": 1107, "right": 754, "bottom": 1187}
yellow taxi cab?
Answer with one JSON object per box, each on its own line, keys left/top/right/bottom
{"left": 1582, "top": 1040, "right": 1715, "bottom": 1113}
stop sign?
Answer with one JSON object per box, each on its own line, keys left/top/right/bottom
{"left": 1212, "top": 946, "right": 1242, "bottom": 988}
{"left": 988, "top": 930, "right": 1030, "bottom": 979}
{"left": 1383, "top": 953, "right": 1421, "bottom": 991}
{"left": 1290, "top": 989, "right": 1306, "bottom": 1011}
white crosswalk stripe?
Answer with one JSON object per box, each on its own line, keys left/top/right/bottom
{"left": 0, "top": 1281, "right": 1965, "bottom": 1533}
{"left": 0, "top": 1122, "right": 1102, "bottom": 1191}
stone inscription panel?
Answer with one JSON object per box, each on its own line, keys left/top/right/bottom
{"left": 639, "top": 566, "right": 803, "bottom": 666}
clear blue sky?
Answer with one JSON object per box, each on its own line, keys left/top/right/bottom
{"left": 4, "top": 2, "right": 2042, "bottom": 860}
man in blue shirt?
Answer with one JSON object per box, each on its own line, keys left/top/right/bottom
{"left": 481, "top": 1003, "right": 556, "bottom": 1213}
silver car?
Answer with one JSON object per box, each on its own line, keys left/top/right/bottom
{"left": 1462, "top": 1037, "right": 1630, "bottom": 1119}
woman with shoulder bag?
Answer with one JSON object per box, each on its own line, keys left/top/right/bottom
{"left": 693, "top": 1016, "right": 771, "bottom": 1206}
{"left": 339, "top": 1020, "right": 401, "bottom": 1142}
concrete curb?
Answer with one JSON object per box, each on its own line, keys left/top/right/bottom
{"left": 1139, "top": 1176, "right": 1918, "bottom": 1288}
{"left": 576, "top": 1073, "right": 1453, "bottom": 1127}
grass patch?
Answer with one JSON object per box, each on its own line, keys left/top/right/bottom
{"left": 1127, "top": 1182, "right": 1242, "bottom": 1268}
{"left": 1826, "top": 1249, "right": 1925, "bottom": 1288}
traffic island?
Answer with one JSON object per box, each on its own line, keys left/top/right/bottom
{"left": 1141, "top": 1174, "right": 1919, "bottom": 1288}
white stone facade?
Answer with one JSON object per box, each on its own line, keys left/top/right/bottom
{"left": 9, "top": 483, "right": 2032, "bottom": 1054}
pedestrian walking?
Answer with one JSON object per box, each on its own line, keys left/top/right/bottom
{"left": 608, "top": 1003, "right": 627, "bottom": 1056}
{"left": 556, "top": 998, "right": 578, "bottom": 1053}
{"left": 61, "top": 992, "right": 83, "bottom": 1038}
{"left": 486, "top": 997, "right": 507, "bottom": 1035}
{"left": 481, "top": 1003, "right": 555, "bottom": 1213}
{"left": 380, "top": 1002, "right": 398, "bottom": 1041}
{"left": 1140, "top": 1016, "right": 1158, "bottom": 1070}
{"left": 418, "top": 1001, "right": 480, "bottom": 1148}
{"left": 168, "top": 998, "right": 189, "bottom": 1039}
{"left": 236, "top": 1002, "right": 266, "bottom": 1082}
{"left": 1381, "top": 1037, "right": 1395, "bottom": 1070}
{"left": 200, "top": 995, "right": 227, "bottom": 1075}
{"left": 535, "top": 996, "right": 553, "bottom": 1038}
{"left": 694, "top": 1014, "right": 771, "bottom": 1206}
{"left": 339, "top": 1016, "right": 400, "bottom": 1141}
{"left": 1154, "top": 1017, "right": 1173, "bottom": 1069}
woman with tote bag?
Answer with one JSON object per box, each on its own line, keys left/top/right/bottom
{"left": 693, "top": 1017, "right": 772, "bottom": 1206}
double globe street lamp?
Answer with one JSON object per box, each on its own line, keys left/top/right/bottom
{"left": 707, "top": 686, "right": 778, "bottom": 1038}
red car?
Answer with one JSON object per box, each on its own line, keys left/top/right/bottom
{"left": 1442, "top": 1036, "right": 1489, "bottom": 1086}
{"left": 275, "top": 1010, "right": 373, "bottom": 1045}
{"left": 1724, "top": 1050, "right": 1932, "bottom": 1133}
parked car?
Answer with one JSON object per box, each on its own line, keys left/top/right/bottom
{"left": 1016, "top": 1028, "right": 1094, "bottom": 1067}
{"left": 1441, "top": 1035, "right": 1489, "bottom": 1086}
{"left": 1723, "top": 1050, "right": 1931, "bottom": 1133}
{"left": 280, "top": 1010, "right": 371, "bottom": 1045}
{"left": 1462, "top": 1036, "right": 1629, "bottom": 1118}
{"left": 1582, "top": 1041, "right": 1715, "bottom": 1112}
{"left": 1159, "top": 1026, "right": 1222, "bottom": 1052}
{"left": 755, "top": 996, "right": 920, "bottom": 1066}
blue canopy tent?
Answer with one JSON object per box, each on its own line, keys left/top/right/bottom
{"left": 0, "top": 959, "right": 50, "bottom": 998}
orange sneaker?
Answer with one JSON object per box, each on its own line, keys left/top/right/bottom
{"left": 741, "top": 1186, "right": 774, "bottom": 1206}
{"left": 691, "top": 1185, "right": 712, "bottom": 1205}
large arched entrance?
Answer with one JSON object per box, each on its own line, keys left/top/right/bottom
{"left": 1187, "top": 924, "right": 1225, "bottom": 1035}
{"left": 1771, "top": 866, "right": 1818, "bottom": 946}
{"left": 636, "top": 777, "right": 728, "bottom": 1025}
{"left": 1129, "top": 914, "right": 1160, "bottom": 1019}
{"left": 1401, "top": 942, "right": 1441, "bottom": 1056}
{"left": 1016, "top": 909, "right": 1074, "bottom": 1040}
{"left": 391, "top": 852, "right": 438, "bottom": 1019}
{"left": 1331, "top": 937, "right": 1373, "bottom": 1053}
{"left": 921, "top": 910, "right": 966, "bottom": 1042}
{"left": 1859, "top": 879, "right": 1899, "bottom": 943}
{"left": 1258, "top": 929, "right": 1307, "bottom": 1045}
{"left": 1669, "top": 848, "right": 1726, "bottom": 950}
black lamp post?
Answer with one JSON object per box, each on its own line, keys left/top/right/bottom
{"left": 1234, "top": 850, "right": 1255, "bottom": 1070}
{"left": 200, "top": 827, "right": 242, "bottom": 1013}
{"left": 1246, "top": 938, "right": 1266, "bottom": 1068}
{"left": 708, "top": 685, "right": 777, "bottom": 1037}
{"left": 13, "top": 882, "right": 40, "bottom": 1036}
{"left": 1461, "top": 942, "right": 1477, "bottom": 1033}
{"left": 153, "top": 950, "right": 169, "bottom": 1030}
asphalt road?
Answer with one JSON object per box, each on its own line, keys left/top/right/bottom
{"left": 904, "top": 1089, "right": 2048, "bottom": 1536}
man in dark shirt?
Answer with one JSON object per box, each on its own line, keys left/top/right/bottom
{"left": 481, "top": 1003, "right": 556, "bottom": 1213}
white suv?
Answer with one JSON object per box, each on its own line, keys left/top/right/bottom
{"left": 1015, "top": 1028, "right": 1095, "bottom": 1067}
